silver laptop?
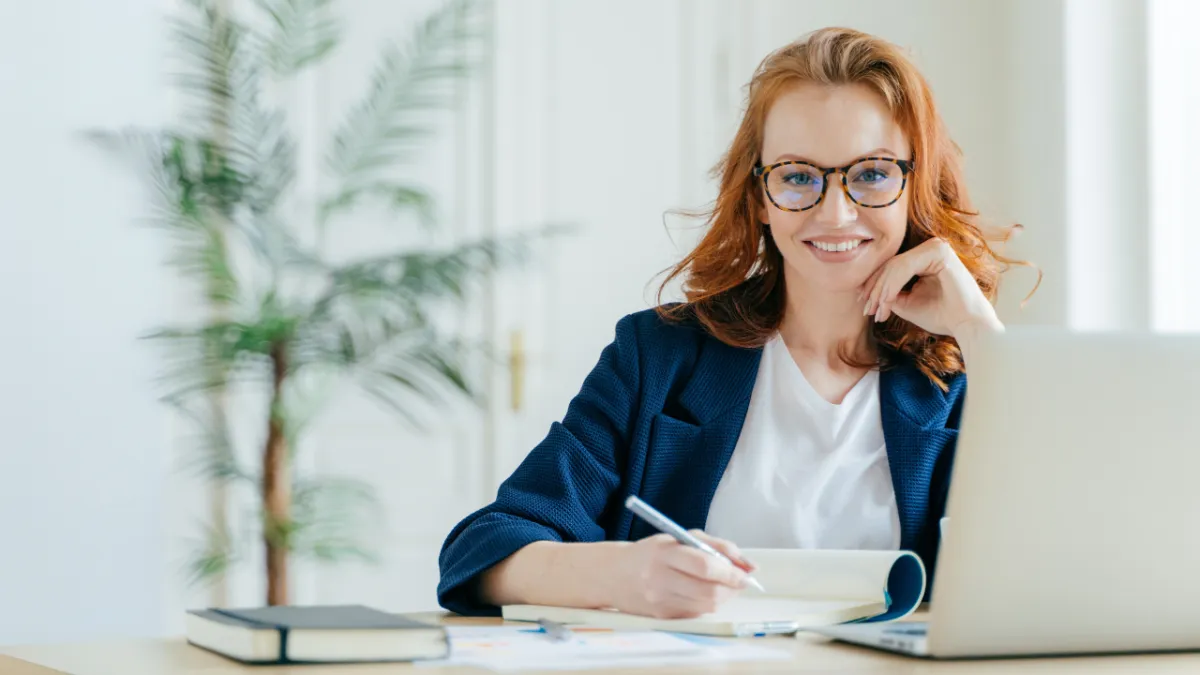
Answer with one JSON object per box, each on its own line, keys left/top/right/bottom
{"left": 813, "top": 328, "right": 1200, "bottom": 658}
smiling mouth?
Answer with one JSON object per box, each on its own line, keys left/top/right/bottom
{"left": 805, "top": 238, "right": 873, "bottom": 253}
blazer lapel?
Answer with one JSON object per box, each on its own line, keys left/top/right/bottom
{"left": 879, "top": 363, "right": 957, "bottom": 552}
{"left": 629, "top": 337, "right": 762, "bottom": 538}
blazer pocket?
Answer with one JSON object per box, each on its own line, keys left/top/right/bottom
{"left": 626, "top": 413, "right": 706, "bottom": 538}
{"left": 647, "top": 412, "right": 704, "bottom": 460}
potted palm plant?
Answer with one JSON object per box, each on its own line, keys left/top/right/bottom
{"left": 90, "top": 0, "right": 532, "bottom": 606}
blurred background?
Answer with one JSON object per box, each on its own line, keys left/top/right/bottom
{"left": 1, "top": 0, "right": 1196, "bottom": 646}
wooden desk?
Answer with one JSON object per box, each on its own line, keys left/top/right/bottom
{"left": 3, "top": 612, "right": 1200, "bottom": 675}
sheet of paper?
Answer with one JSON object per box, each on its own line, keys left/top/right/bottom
{"left": 417, "top": 625, "right": 791, "bottom": 672}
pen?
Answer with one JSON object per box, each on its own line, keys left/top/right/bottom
{"left": 624, "top": 495, "right": 766, "bottom": 593}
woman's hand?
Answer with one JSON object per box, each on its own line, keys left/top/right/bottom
{"left": 605, "top": 531, "right": 752, "bottom": 619}
{"left": 478, "top": 534, "right": 752, "bottom": 618}
{"left": 859, "top": 237, "right": 1004, "bottom": 350}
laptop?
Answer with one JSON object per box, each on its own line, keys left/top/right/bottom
{"left": 812, "top": 327, "right": 1200, "bottom": 658}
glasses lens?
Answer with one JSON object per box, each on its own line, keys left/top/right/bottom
{"left": 845, "top": 159, "right": 905, "bottom": 206}
{"left": 766, "top": 163, "right": 824, "bottom": 210}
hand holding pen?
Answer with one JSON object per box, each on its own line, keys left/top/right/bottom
{"left": 596, "top": 496, "right": 764, "bottom": 620}
{"left": 625, "top": 496, "right": 765, "bottom": 592}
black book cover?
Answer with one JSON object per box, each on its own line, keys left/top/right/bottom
{"left": 186, "top": 605, "right": 447, "bottom": 664}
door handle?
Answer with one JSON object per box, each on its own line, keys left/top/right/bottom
{"left": 509, "top": 329, "right": 525, "bottom": 412}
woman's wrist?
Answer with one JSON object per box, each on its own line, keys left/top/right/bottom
{"left": 537, "top": 540, "right": 628, "bottom": 609}
{"left": 953, "top": 311, "right": 1004, "bottom": 369}
{"left": 479, "top": 540, "right": 627, "bottom": 610}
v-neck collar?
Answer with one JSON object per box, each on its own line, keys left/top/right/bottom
{"left": 768, "top": 332, "right": 878, "bottom": 410}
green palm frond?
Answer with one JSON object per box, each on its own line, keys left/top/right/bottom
{"left": 169, "top": 397, "right": 250, "bottom": 483}
{"left": 252, "top": 0, "right": 341, "bottom": 76}
{"left": 318, "top": 183, "right": 435, "bottom": 229}
{"left": 82, "top": 127, "right": 165, "bottom": 180}
{"left": 317, "top": 233, "right": 534, "bottom": 313}
{"left": 277, "top": 367, "right": 339, "bottom": 451}
{"left": 147, "top": 325, "right": 253, "bottom": 402}
{"left": 319, "top": 0, "right": 485, "bottom": 227}
{"left": 288, "top": 237, "right": 524, "bottom": 370}
{"left": 227, "top": 106, "right": 296, "bottom": 217}
{"left": 147, "top": 320, "right": 283, "bottom": 402}
{"left": 160, "top": 211, "right": 238, "bottom": 304}
{"left": 184, "top": 519, "right": 237, "bottom": 586}
{"left": 358, "top": 333, "right": 479, "bottom": 428}
{"left": 287, "top": 477, "right": 382, "bottom": 563}
{"left": 171, "top": 0, "right": 300, "bottom": 222}
{"left": 161, "top": 134, "right": 249, "bottom": 218}
{"left": 286, "top": 235, "right": 528, "bottom": 384}
{"left": 83, "top": 129, "right": 241, "bottom": 303}
{"left": 234, "top": 212, "right": 327, "bottom": 280}
{"left": 146, "top": 292, "right": 311, "bottom": 401}
{"left": 171, "top": 0, "right": 259, "bottom": 141}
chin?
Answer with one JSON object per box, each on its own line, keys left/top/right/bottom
{"left": 785, "top": 256, "right": 879, "bottom": 294}
{"left": 809, "top": 274, "right": 869, "bottom": 294}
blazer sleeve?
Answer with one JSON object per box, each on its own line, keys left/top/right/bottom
{"left": 436, "top": 313, "right": 644, "bottom": 615}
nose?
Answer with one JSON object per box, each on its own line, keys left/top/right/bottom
{"left": 813, "top": 175, "right": 857, "bottom": 227}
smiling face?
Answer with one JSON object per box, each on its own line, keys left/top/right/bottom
{"left": 758, "top": 82, "right": 912, "bottom": 295}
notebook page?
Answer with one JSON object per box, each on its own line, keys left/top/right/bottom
{"left": 699, "top": 596, "right": 880, "bottom": 623}
{"left": 742, "top": 549, "right": 908, "bottom": 601}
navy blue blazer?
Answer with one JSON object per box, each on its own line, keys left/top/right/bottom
{"left": 437, "top": 308, "right": 966, "bottom": 616}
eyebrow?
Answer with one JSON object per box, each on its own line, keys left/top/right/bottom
{"left": 769, "top": 147, "right": 900, "bottom": 165}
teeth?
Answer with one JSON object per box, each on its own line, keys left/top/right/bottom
{"left": 811, "top": 240, "right": 863, "bottom": 252}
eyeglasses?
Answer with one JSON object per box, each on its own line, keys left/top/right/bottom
{"left": 752, "top": 157, "right": 915, "bottom": 212}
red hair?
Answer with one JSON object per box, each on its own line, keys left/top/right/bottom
{"left": 657, "top": 27, "right": 1035, "bottom": 389}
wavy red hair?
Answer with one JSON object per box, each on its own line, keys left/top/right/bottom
{"left": 657, "top": 27, "right": 1034, "bottom": 389}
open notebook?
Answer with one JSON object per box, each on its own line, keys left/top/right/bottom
{"left": 502, "top": 549, "right": 925, "bottom": 637}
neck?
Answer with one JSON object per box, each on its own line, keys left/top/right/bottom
{"left": 778, "top": 272, "right": 874, "bottom": 369}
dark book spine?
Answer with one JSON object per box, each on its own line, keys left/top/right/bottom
{"left": 209, "top": 608, "right": 290, "bottom": 663}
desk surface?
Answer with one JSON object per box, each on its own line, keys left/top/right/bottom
{"left": 4, "top": 612, "right": 1200, "bottom": 675}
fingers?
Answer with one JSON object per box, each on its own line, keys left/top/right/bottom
{"left": 862, "top": 237, "right": 954, "bottom": 321}
{"left": 664, "top": 544, "right": 748, "bottom": 589}
{"left": 862, "top": 254, "right": 917, "bottom": 321}
{"left": 866, "top": 265, "right": 892, "bottom": 320}
{"left": 690, "top": 530, "right": 756, "bottom": 572}
{"left": 877, "top": 267, "right": 906, "bottom": 322}
{"left": 662, "top": 582, "right": 739, "bottom": 617}
{"left": 859, "top": 266, "right": 886, "bottom": 305}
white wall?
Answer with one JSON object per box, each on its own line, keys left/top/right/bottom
{"left": 0, "top": 0, "right": 172, "bottom": 645}
{"left": 1065, "top": 0, "right": 1150, "bottom": 331}
{"left": 1149, "top": 0, "right": 1200, "bottom": 331}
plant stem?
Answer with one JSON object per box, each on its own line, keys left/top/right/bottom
{"left": 263, "top": 340, "right": 291, "bottom": 606}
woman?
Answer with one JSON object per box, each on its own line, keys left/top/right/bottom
{"left": 437, "top": 27, "right": 1028, "bottom": 619}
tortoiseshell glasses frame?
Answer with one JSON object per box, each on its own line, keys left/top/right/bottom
{"left": 752, "top": 156, "right": 916, "bottom": 212}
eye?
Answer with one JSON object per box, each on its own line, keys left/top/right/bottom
{"left": 852, "top": 168, "right": 889, "bottom": 184}
{"left": 781, "top": 171, "right": 818, "bottom": 187}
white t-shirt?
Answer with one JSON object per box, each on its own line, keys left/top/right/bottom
{"left": 705, "top": 333, "right": 901, "bottom": 550}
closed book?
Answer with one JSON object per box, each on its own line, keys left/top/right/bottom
{"left": 185, "top": 604, "right": 448, "bottom": 664}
